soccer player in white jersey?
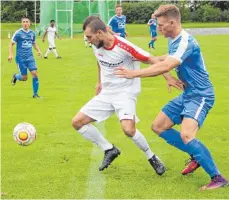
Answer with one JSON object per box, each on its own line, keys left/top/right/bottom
{"left": 115, "top": 5, "right": 228, "bottom": 190}
{"left": 72, "top": 16, "right": 182, "bottom": 173}
{"left": 8, "top": 16, "right": 42, "bottom": 98}
{"left": 42, "top": 20, "right": 61, "bottom": 59}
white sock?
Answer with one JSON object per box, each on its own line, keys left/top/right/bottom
{"left": 44, "top": 48, "right": 51, "bottom": 57}
{"left": 77, "top": 124, "right": 113, "bottom": 151}
{"left": 53, "top": 48, "right": 58, "bottom": 57}
{"left": 131, "top": 129, "right": 154, "bottom": 159}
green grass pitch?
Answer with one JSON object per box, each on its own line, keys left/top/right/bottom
{"left": 1, "top": 26, "right": 229, "bottom": 198}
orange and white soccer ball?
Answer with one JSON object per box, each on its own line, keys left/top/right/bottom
{"left": 13, "top": 122, "right": 36, "bottom": 146}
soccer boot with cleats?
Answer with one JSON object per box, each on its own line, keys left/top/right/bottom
{"left": 182, "top": 156, "right": 200, "bottom": 175}
{"left": 99, "top": 146, "right": 121, "bottom": 171}
{"left": 149, "top": 155, "right": 166, "bottom": 175}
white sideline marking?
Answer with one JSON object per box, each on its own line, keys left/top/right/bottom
{"left": 84, "top": 122, "right": 107, "bottom": 199}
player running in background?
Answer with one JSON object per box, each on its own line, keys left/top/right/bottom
{"left": 72, "top": 16, "right": 182, "bottom": 174}
{"left": 42, "top": 20, "right": 61, "bottom": 59}
{"left": 8, "top": 16, "right": 42, "bottom": 98}
{"left": 115, "top": 5, "right": 228, "bottom": 190}
{"left": 108, "top": 5, "right": 127, "bottom": 38}
{"left": 147, "top": 14, "right": 157, "bottom": 49}
{"left": 84, "top": 34, "right": 92, "bottom": 47}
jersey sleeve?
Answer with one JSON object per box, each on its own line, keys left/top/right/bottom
{"left": 11, "top": 31, "right": 20, "bottom": 43}
{"left": 169, "top": 35, "right": 193, "bottom": 64}
{"left": 108, "top": 17, "right": 115, "bottom": 28}
{"left": 32, "top": 32, "right": 36, "bottom": 44}
{"left": 117, "top": 37, "right": 150, "bottom": 62}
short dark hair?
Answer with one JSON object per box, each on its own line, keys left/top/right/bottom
{"left": 50, "top": 20, "right": 55, "bottom": 23}
{"left": 21, "top": 16, "right": 30, "bottom": 21}
{"left": 83, "top": 16, "right": 107, "bottom": 33}
{"left": 116, "top": 4, "right": 122, "bottom": 9}
{"left": 154, "top": 5, "right": 181, "bottom": 22}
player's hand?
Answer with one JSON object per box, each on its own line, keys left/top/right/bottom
{"left": 37, "top": 51, "right": 42, "bottom": 58}
{"left": 166, "top": 76, "right": 185, "bottom": 92}
{"left": 95, "top": 83, "right": 102, "bottom": 95}
{"left": 114, "top": 67, "right": 135, "bottom": 79}
{"left": 59, "top": 37, "right": 62, "bottom": 40}
{"left": 8, "top": 55, "right": 13, "bottom": 62}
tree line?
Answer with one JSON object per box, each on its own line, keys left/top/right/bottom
{"left": 1, "top": 1, "right": 229, "bottom": 23}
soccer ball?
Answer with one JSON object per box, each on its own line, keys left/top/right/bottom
{"left": 13, "top": 122, "right": 36, "bottom": 146}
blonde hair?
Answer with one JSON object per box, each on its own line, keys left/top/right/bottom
{"left": 154, "top": 5, "right": 181, "bottom": 22}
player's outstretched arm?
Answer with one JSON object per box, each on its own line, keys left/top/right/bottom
{"left": 8, "top": 42, "right": 15, "bottom": 62}
{"left": 42, "top": 29, "right": 48, "bottom": 42}
{"left": 95, "top": 62, "right": 102, "bottom": 95}
{"left": 115, "top": 56, "right": 180, "bottom": 78}
{"left": 55, "top": 32, "right": 61, "bottom": 40}
{"left": 33, "top": 43, "right": 42, "bottom": 57}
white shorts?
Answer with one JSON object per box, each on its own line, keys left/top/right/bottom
{"left": 80, "top": 92, "right": 139, "bottom": 123}
{"left": 48, "top": 39, "right": 55, "bottom": 48}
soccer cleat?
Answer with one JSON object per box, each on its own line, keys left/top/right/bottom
{"left": 148, "top": 155, "right": 166, "bottom": 175}
{"left": 182, "top": 156, "right": 200, "bottom": 175}
{"left": 33, "top": 94, "right": 43, "bottom": 98}
{"left": 11, "top": 74, "right": 17, "bottom": 85}
{"left": 56, "top": 56, "right": 62, "bottom": 59}
{"left": 99, "top": 146, "right": 121, "bottom": 171}
{"left": 199, "top": 175, "right": 228, "bottom": 191}
{"left": 44, "top": 56, "right": 48, "bottom": 59}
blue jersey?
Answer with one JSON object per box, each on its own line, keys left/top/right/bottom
{"left": 108, "top": 15, "right": 126, "bottom": 38}
{"left": 168, "top": 30, "right": 214, "bottom": 98}
{"left": 12, "top": 28, "right": 36, "bottom": 62}
{"left": 148, "top": 19, "right": 157, "bottom": 32}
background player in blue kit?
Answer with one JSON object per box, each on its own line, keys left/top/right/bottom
{"left": 8, "top": 16, "right": 42, "bottom": 98}
{"left": 108, "top": 5, "right": 127, "bottom": 38}
{"left": 147, "top": 14, "right": 157, "bottom": 49}
{"left": 115, "top": 4, "right": 228, "bottom": 191}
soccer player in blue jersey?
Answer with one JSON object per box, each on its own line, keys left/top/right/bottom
{"left": 8, "top": 16, "right": 42, "bottom": 98}
{"left": 147, "top": 14, "right": 157, "bottom": 49}
{"left": 115, "top": 4, "right": 228, "bottom": 190}
{"left": 108, "top": 5, "right": 127, "bottom": 38}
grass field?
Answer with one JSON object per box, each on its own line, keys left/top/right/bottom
{"left": 1, "top": 26, "right": 229, "bottom": 198}
{"left": 1, "top": 22, "right": 229, "bottom": 38}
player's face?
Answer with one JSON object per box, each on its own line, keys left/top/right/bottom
{"left": 51, "top": 22, "right": 55, "bottom": 27}
{"left": 21, "top": 18, "right": 30, "bottom": 30}
{"left": 84, "top": 28, "right": 104, "bottom": 49}
{"left": 157, "top": 16, "right": 173, "bottom": 38}
{"left": 116, "top": 7, "right": 122, "bottom": 16}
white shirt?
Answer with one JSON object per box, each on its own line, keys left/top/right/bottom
{"left": 93, "top": 36, "right": 150, "bottom": 95}
{"left": 47, "top": 26, "right": 56, "bottom": 41}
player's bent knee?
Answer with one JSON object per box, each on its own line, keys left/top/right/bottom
{"left": 180, "top": 133, "right": 194, "bottom": 144}
{"left": 72, "top": 117, "right": 84, "bottom": 130}
{"left": 151, "top": 123, "right": 162, "bottom": 135}
{"left": 122, "top": 127, "right": 136, "bottom": 137}
{"left": 21, "top": 76, "right": 27, "bottom": 81}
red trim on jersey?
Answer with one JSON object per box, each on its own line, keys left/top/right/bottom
{"left": 104, "top": 37, "right": 118, "bottom": 50}
{"left": 116, "top": 37, "right": 149, "bottom": 62}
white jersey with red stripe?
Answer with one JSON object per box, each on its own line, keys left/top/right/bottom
{"left": 93, "top": 36, "right": 150, "bottom": 95}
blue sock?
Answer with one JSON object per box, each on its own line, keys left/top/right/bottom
{"left": 15, "top": 74, "right": 22, "bottom": 81}
{"left": 32, "top": 77, "right": 39, "bottom": 95}
{"left": 160, "top": 129, "right": 187, "bottom": 152}
{"left": 150, "top": 40, "right": 155, "bottom": 48}
{"left": 186, "top": 138, "right": 220, "bottom": 177}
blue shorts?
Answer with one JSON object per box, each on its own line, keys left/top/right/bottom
{"left": 150, "top": 31, "right": 157, "bottom": 37}
{"left": 16, "top": 60, "right": 37, "bottom": 75}
{"left": 162, "top": 94, "right": 215, "bottom": 127}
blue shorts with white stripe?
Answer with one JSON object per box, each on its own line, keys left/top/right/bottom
{"left": 16, "top": 60, "right": 37, "bottom": 75}
{"left": 162, "top": 94, "right": 215, "bottom": 127}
